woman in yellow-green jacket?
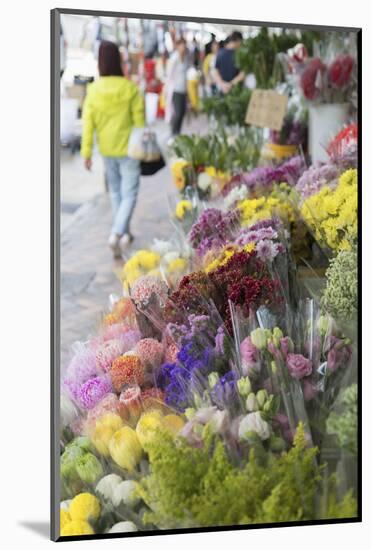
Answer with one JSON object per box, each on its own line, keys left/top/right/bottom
{"left": 81, "top": 41, "right": 145, "bottom": 257}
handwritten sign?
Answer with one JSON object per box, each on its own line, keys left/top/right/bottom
{"left": 245, "top": 89, "right": 288, "bottom": 131}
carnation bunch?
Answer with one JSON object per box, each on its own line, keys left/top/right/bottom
{"left": 223, "top": 156, "right": 305, "bottom": 198}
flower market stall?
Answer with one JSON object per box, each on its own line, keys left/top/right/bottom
{"left": 58, "top": 27, "right": 359, "bottom": 538}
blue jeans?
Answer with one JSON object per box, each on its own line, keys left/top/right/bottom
{"left": 103, "top": 156, "right": 140, "bottom": 236}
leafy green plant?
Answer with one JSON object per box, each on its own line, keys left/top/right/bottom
{"left": 171, "top": 127, "right": 263, "bottom": 174}
{"left": 202, "top": 85, "right": 252, "bottom": 126}
{"left": 235, "top": 28, "right": 321, "bottom": 89}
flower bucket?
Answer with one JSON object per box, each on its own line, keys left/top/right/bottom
{"left": 309, "top": 103, "right": 349, "bottom": 164}
{"left": 263, "top": 143, "right": 298, "bottom": 161}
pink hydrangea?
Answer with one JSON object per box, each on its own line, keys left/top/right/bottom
{"left": 135, "top": 338, "right": 164, "bottom": 369}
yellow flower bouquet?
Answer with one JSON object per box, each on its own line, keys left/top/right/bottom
{"left": 301, "top": 168, "right": 357, "bottom": 252}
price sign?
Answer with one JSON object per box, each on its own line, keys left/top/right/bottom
{"left": 245, "top": 89, "right": 288, "bottom": 131}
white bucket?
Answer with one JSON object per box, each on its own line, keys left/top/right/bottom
{"left": 309, "top": 103, "right": 349, "bottom": 164}
{"left": 145, "top": 92, "right": 159, "bottom": 126}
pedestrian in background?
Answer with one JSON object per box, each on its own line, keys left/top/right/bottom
{"left": 81, "top": 40, "right": 145, "bottom": 258}
{"left": 214, "top": 31, "right": 245, "bottom": 94}
{"left": 165, "top": 38, "right": 189, "bottom": 136}
{"left": 203, "top": 39, "right": 219, "bottom": 96}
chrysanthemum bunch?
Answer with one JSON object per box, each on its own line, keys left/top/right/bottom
{"left": 121, "top": 249, "right": 161, "bottom": 287}
{"left": 296, "top": 163, "right": 340, "bottom": 201}
{"left": 223, "top": 155, "right": 305, "bottom": 199}
{"left": 301, "top": 168, "right": 357, "bottom": 251}
{"left": 189, "top": 207, "right": 240, "bottom": 256}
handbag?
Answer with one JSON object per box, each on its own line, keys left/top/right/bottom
{"left": 140, "top": 155, "right": 166, "bottom": 176}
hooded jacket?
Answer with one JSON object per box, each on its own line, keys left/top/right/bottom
{"left": 81, "top": 76, "right": 145, "bottom": 159}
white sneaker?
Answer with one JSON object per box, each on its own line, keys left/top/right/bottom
{"left": 108, "top": 233, "right": 122, "bottom": 258}
{"left": 119, "top": 233, "right": 134, "bottom": 252}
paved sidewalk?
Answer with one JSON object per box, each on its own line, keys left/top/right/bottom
{"left": 60, "top": 115, "right": 208, "bottom": 369}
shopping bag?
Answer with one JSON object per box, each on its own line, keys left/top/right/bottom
{"left": 128, "top": 127, "right": 162, "bottom": 162}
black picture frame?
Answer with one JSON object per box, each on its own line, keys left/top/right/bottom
{"left": 51, "top": 8, "right": 362, "bottom": 542}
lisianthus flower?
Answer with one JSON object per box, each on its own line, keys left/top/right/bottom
{"left": 238, "top": 411, "right": 271, "bottom": 441}
{"left": 240, "top": 336, "right": 260, "bottom": 375}
{"left": 286, "top": 353, "right": 312, "bottom": 379}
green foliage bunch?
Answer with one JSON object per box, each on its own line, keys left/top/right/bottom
{"left": 202, "top": 85, "right": 252, "bottom": 126}
{"left": 327, "top": 384, "right": 358, "bottom": 455}
{"left": 321, "top": 249, "right": 357, "bottom": 322}
{"left": 138, "top": 424, "right": 356, "bottom": 529}
{"left": 171, "top": 127, "right": 262, "bottom": 173}
{"left": 235, "top": 27, "right": 320, "bottom": 88}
